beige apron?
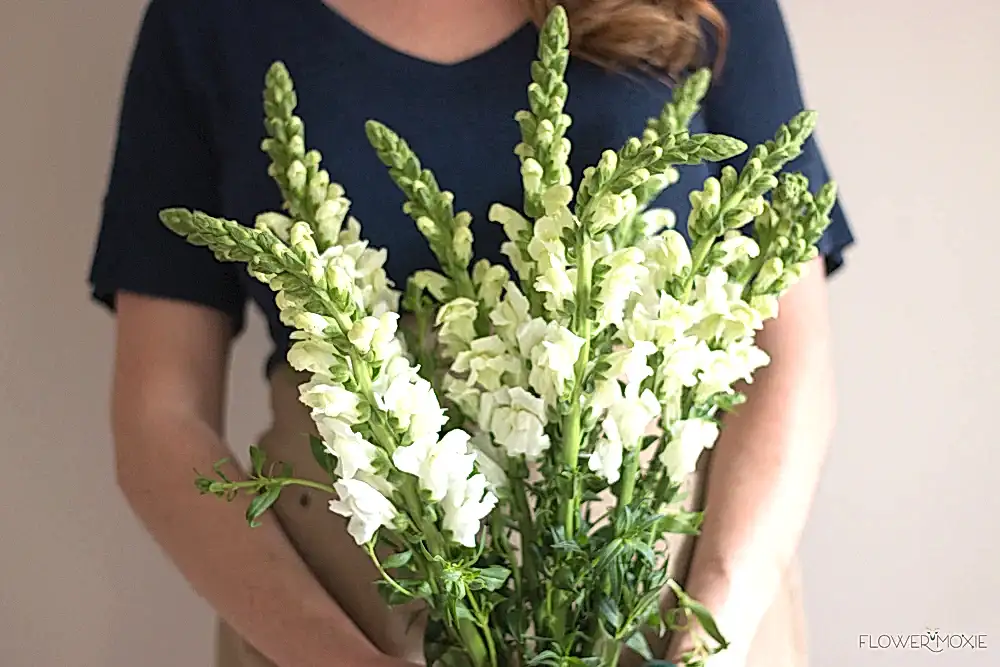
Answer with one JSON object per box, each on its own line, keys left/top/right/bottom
{"left": 216, "top": 366, "right": 808, "bottom": 667}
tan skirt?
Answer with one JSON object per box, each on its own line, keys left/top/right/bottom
{"left": 216, "top": 366, "right": 808, "bottom": 667}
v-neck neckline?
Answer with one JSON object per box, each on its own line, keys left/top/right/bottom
{"left": 301, "top": 0, "right": 536, "bottom": 76}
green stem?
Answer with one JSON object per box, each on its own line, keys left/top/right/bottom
{"left": 614, "top": 450, "right": 640, "bottom": 521}
{"left": 200, "top": 476, "right": 337, "bottom": 497}
{"left": 365, "top": 543, "right": 414, "bottom": 599}
{"left": 467, "top": 595, "right": 499, "bottom": 667}
{"left": 560, "top": 238, "right": 594, "bottom": 532}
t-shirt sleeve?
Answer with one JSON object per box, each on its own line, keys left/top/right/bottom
{"left": 88, "top": 0, "right": 247, "bottom": 330}
{"left": 703, "top": 0, "right": 855, "bottom": 276}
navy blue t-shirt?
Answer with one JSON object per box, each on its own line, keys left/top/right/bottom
{"left": 89, "top": 0, "right": 854, "bottom": 374}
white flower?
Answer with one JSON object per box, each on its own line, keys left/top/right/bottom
{"left": 436, "top": 298, "right": 479, "bottom": 357}
{"left": 255, "top": 211, "right": 294, "bottom": 241}
{"left": 659, "top": 418, "right": 720, "bottom": 478}
{"left": 696, "top": 341, "right": 770, "bottom": 401}
{"left": 299, "top": 380, "right": 361, "bottom": 422}
{"left": 750, "top": 294, "right": 780, "bottom": 321}
{"left": 443, "top": 375, "right": 481, "bottom": 421}
{"left": 606, "top": 386, "right": 660, "bottom": 450}
{"left": 596, "top": 248, "right": 648, "bottom": 329}
{"left": 589, "top": 415, "right": 624, "bottom": 483}
{"left": 392, "top": 430, "right": 476, "bottom": 503}
{"left": 474, "top": 261, "right": 510, "bottom": 309}
{"left": 469, "top": 432, "right": 508, "bottom": 491}
{"left": 452, "top": 336, "right": 523, "bottom": 392}
{"left": 490, "top": 283, "right": 531, "bottom": 344}
{"left": 481, "top": 388, "right": 550, "bottom": 460}
{"left": 488, "top": 203, "right": 530, "bottom": 243}
{"left": 716, "top": 231, "right": 760, "bottom": 266}
{"left": 348, "top": 317, "right": 379, "bottom": 353}
{"left": 374, "top": 357, "right": 447, "bottom": 440}
{"left": 589, "top": 191, "right": 638, "bottom": 235}
{"left": 315, "top": 415, "right": 378, "bottom": 479}
{"left": 590, "top": 379, "right": 623, "bottom": 418}
{"left": 528, "top": 322, "right": 585, "bottom": 406}
{"left": 287, "top": 336, "right": 340, "bottom": 375}
{"left": 640, "top": 230, "right": 691, "bottom": 289}
{"left": 527, "top": 201, "right": 575, "bottom": 312}
{"left": 328, "top": 478, "right": 398, "bottom": 545}
{"left": 660, "top": 336, "right": 713, "bottom": 393}
{"left": 695, "top": 267, "right": 742, "bottom": 316}
{"left": 604, "top": 341, "right": 657, "bottom": 387}
{"left": 441, "top": 473, "right": 498, "bottom": 548}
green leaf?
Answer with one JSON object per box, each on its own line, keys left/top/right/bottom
{"left": 383, "top": 550, "right": 413, "bottom": 570}
{"left": 308, "top": 435, "right": 336, "bottom": 477}
{"left": 473, "top": 565, "right": 511, "bottom": 592}
{"left": 598, "top": 597, "right": 623, "bottom": 629}
{"left": 625, "top": 630, "right": 654, "bottom": 661}
{"left": 453, "top": 602, "right": 477, "bottom": 623}
{"left": 657, "top": 511, "right": 703, "bottom": 535}
{"left": 246, "top": 485, "right": 280, "bottom": 528}
{"left": 685, "top": 597, "right": 728, "bottom": 649}
{"left": 248, "top": 445, "right": 266, "bottom": 476}
{"left": 526, "top": 650, "right": 563, "bottom": 667}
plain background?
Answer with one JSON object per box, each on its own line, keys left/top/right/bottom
{"left": 2, "top": 1, "right": 997, "bottom": 665}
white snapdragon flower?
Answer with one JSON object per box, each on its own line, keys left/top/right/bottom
{"left": 474, "top": 262, "right": 510, "bottom": 310}
{"left": 328, "top": 478, "right": 398, "bottom": 545}
{"left": 604, "top": 340, "right": 657, "bottom": 387}
{"left": 436, "top": 298, "right": 479, "bottom": 357}
{"left": 716, "top": 231, "right": 760, "bottom": 267}
{"left": 480, "top": 387, "right": 550, "bottom": 459}
{"left": 659, "top": 418, "right": 720, "bottom": 478}
{"left": 750, "top": 294, "right": 780, "bottom": 321}
{"left": 695, "top": 341, "right": 770, "bottom": 401}
{"left": 527, "top": 186, "right": 577, "bottom": 313}
{"left": 299, "top": 380, "right": 362, "bottom": 422}
{"left": 441, "top": 473, "right": 498, "bottom": 548}
{"left": 469, "top": 432, "right": 508, "bottom": 491}
{"left": 527, "top": 321, "right": 585, "bottom": 407}
{"left": 315, "top": 414, "right": 378, "bottom": 480}
{"left": 640, "top": 230, "right": 692, "bottom": 291}
{"left": 589, "top": 191, "right": 638, "bottom": 235}
{"left": 374, "top": 357, "right": 448, "bottom": 441}
{"left": 287, "top": 335, "right": 340, "bottom": 375}
{"left": 607, "top": 385, "right": 660, "bottom": 451}
{"left": 392, "top": 430, "right": 476, "bottom": 503}
{"left": 659, "top": 336, "right": 713, "bottom": 397}
{"left": 638, "top": 207, "right": 677, "bottom": 236}
{"left": 595, "top": 248, "right": 648, "bottom": 329}
{"left": 695, "top": 267, "right": 743, "bottom": 317}
{"left": 489, "top": 283, "right": 531, "bottom": 345}
{"left": 489, "top": 204, "right": 533, "bottom": 277}
{"left": 443, "top": 375, "right": 481, "bottom": 421}
{"left": 255, "top": 211, "right": 295, "bottom": 242}
{"left": 589, "top": 415, "right": 624, "bottom": 484}
{"left": 452, "top": 336, "right": 523, "bottom": 392}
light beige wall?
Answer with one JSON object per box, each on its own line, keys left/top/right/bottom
{"left": 1, "top": 1, "right": 997, "bottom": 666}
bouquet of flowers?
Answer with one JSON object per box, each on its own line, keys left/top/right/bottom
{"left": 161, "top": 6, "right": 834, "bottom": 666}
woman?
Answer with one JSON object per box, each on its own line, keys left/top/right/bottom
{"left": 89, "top": 0, "right": 854, "bottom": 665}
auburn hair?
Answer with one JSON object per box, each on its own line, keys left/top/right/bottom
{"left": 522, "top": 0, "right": 728, "bottom": 78}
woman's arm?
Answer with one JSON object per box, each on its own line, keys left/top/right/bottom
{"left": 666, "top": 256, "right": 837, "bottom": 663}
{"left": 112, "top": 293, "right": 405, "bottom": 667}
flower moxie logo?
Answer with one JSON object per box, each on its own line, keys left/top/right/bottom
{"left": 858, "top": 628, "right": 988, "bottom": 653}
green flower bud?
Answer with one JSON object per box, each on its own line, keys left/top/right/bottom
{"left": 289, "top": 221, "right": 318, "bottom": 257}
{"left": 755, "top": 257, "right": 784, "bottom": 293}
{"left": 287, "top": 160, "right": 307, "bottom": 192}
{"left": 255, "top": 212, "right": 293, "bottom": 241}
{"left": 453, "top": 226, "right": 474, "bottom": 267}
{"left": 415, "top": 215, "right": 438, "bottom": 240}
